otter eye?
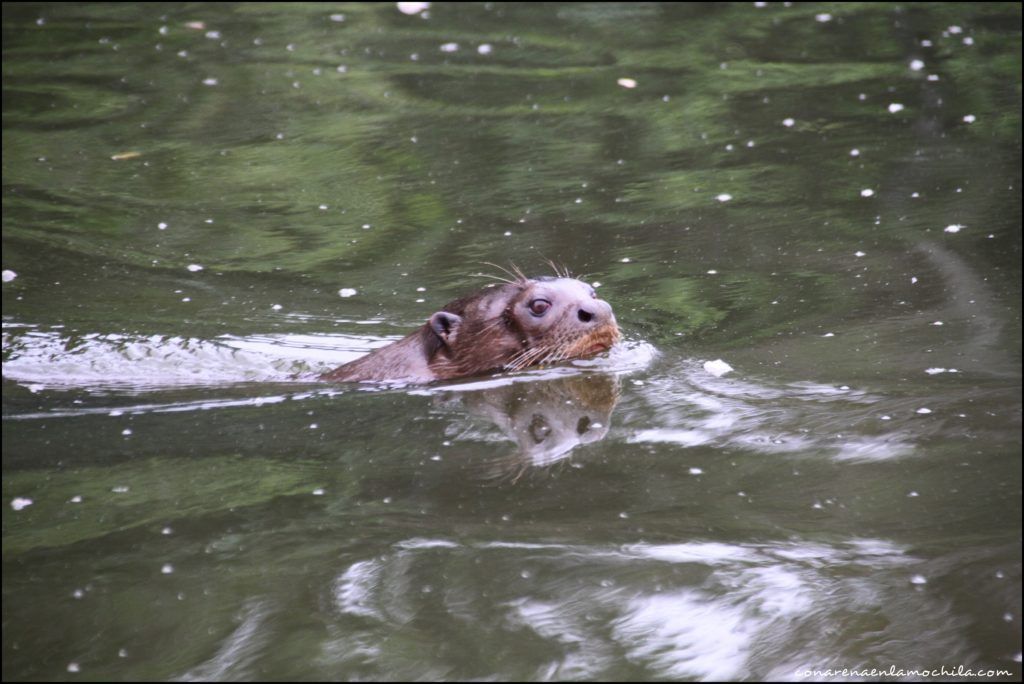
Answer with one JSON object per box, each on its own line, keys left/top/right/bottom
{"left": 528, "top": 298, "right": 551, "bottom": 317}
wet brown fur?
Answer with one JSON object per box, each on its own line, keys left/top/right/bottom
{"left": 321, "top": 273, "right": 619, "bottom": 383}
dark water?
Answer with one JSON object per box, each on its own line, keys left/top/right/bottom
{"left": 3, "top": 2, "right": 1021, "bottom": 681}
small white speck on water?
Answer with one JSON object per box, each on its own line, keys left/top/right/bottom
{"left": 782, "top": 117, "right": 795, "bottom": 127}
{"left": 162, "top": 527, "right": 173, "bottom": 535}
{"left": 122, "top": 428, "right": 132, "bottom": 436}
{"left": 916, "top": 408, "right": 933, "bottom": 414}
{"left": 815, "top": 13, "right": 832, "bottom": 22}
{"left": 620, "top": 257, "right": 631, "bottom": 263}
{"left": 339, "top": 288, "right": 357, "bottom": 298}
{"left": 478, "top": 43, "right": 493, "bottom": 55}
{"left": 69, "top": 495, "right": 83, "bottom": 503}
{"left": 888, "top": 103, "right": 905, "bottom": 113}
{"left": 910, "top": 574, "right": 927, "bottom": 585}
{"left": 963, "top": 114, "right": 976, "bottom": 124}
{"left": 880, "top": 415, "right": 892, "bottom": 421}
{"left": 112, "top": 486, "right": 130, "bottom": 493}
{"left": 911, "top": 276, "right": 918, "bottom": 284}
{"left": 186, "top": 264, "right": 204, "bottom": 272}
{"left": 309, "top": 423, "right": 318, "bottom": 429}
{"left": 909, "top": 59, "right": 925, "bottom": 71}
{"left": 10, "top": 497, "right": 33, "bottom": 511}
{"left": 932, "top": 321, "right": 944, "bottom": 326}
{"left": 860, "top": 188, "right": 874, "bottom": 197}
{"left": 67, "top": 663, "right": 80, "bottom": 673}
{"left": 617, "top": 78, "right": 637, "bottom": 89}
{"left": 707, "top": 269, "right": 718, "bottom": 275}
{"left": 271, "top": 304, "right": 282, "bottom": 311}
{"left": 907, "top": 491, "right": 919, "bottom": 497}
{"left": 850, "top": 148, "right": 860, "bottom": 157}
{"left": 823, "top": 332, "right": 835, "bottom": 337}
{"left": 397, "top": 2, "right": 430, "bottom": 15}
{"left": 158, "top": 222, "right": 168, "bottom": 230}
{"left": 161, "top": 563, "right": 174, "bottom": 575}
{"left": 689, "top": 467, "right": 703, "bottom": 475}
{"left": 716, "top": 193, "right": 733, "bottom": 202}
{"left": 944, "top": 224, "right": 964, "bottom": 233}
{"left": 1, "top": 269, "right": 17, "bottom": 282}
{"left": 854, "top": 251, "right": 866, "bottom": 257}
{"left": 312, "top": 488, "right": 325, "bottom": 496}
{"left": 202, "top": 77, "right": 218, "bottom": 86}
{"left": 618, "top": 512, "right": 630, "bottom": 519}
{"left": 439, "top": 42, "right": 459, "bottom": 53}
{"left": 319, "top": 204, "right": 328, "bottom": 210}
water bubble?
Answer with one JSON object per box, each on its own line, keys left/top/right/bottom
{"left": 782, "top": 117, "right": 795, "bottom": 127}
{"left": 161, "top": 563, "right": 174, "bottom": 574}
{"left": 887, "top": 103, "right": 905, "bottom": 114}
{"left": 860, "top": 188, "right": 874, "bottom": 197}
{"left": 186, "top": 264, "right": 204, "bottom": 272}
{"left": 338, "top": 288, "right": 357, "bottom": 298}
{"left": 10, "top": 497, "right": 33, "bottom": 511}
{"left": 909, "top": 59, "right": 925, "bottom": 71}
{"left": 962, "top": 114, "right": 976, "bottom": 124}
{"left": 477, "top": 43, "right": 493, "bottom": 55}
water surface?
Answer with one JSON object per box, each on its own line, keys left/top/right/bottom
{"left": 3, "top": 2, "right": 1021, "bottom": 681}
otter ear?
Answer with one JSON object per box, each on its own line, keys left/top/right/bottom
{"left": 428, "top": 311, "right": 462, "bottom": 347}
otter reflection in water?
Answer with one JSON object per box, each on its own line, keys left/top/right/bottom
{"left": 442, "top": 373, "right": 621, "bottom": 478}
{"left": 321, "top": 272, "right": 619, "bottom": 383}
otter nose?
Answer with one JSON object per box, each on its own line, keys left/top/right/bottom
{"left": 577, "top": 299, "right": 612, "bottom": 325}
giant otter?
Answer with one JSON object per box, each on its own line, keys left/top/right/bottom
{"left": 321, "top": 275, "right": 619, "bottom": 383}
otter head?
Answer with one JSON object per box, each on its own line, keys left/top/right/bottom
{"left": 426, "top": 277, "right": 620, "bottom": 379}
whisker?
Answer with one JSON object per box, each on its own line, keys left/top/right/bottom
{"left": 473, "top": 271, "right": 515, "bottom": 285}
{"left": 481, "top": 261, "right": 525, "bottom": 284}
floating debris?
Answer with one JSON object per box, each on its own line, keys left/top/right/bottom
{"left": 703, "top": 359, "right": 734, "bottom": 377}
